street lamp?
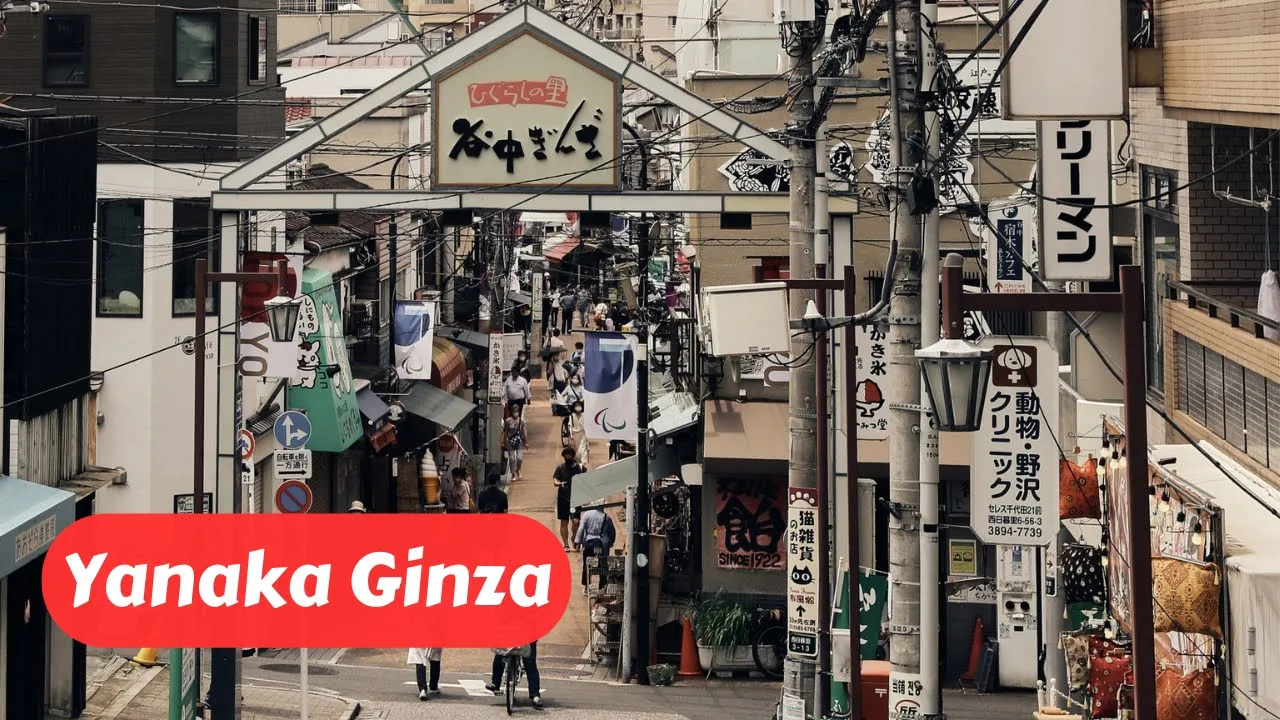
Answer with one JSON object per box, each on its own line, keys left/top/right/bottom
{"left": 915, "top": 337, "right": 992, "bottom": 433}
{"left": 263, "top": 294, "right": 302, "bottom": 344}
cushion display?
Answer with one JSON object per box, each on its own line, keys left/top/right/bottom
{"left": 1155, "top": 668, "right": 1216, "bottom": 720}
{"left": 1062, "top": 544, "right": 1106, "bottom": 604}
{"left": 1088, "top": 655, "right": 1132, "bottom": 719}
{"left": 1061, "top": 457, "right": 1102, "bottom": 520}
{"left": 1063, "top": 634, "right": 1090, "bottom": 690}
{"left": 1088, "top": 635, "right": 1127, "bottom": 659}
{"left": 1066, "top": 602, "right": 1106, "bottom": 632}
{"left": 1152, "top": 558, "right": 1223, "bottom": 638}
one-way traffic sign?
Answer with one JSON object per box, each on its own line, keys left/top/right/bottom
{"left": 274, "top": 410, "right": 311, "bottom": 450}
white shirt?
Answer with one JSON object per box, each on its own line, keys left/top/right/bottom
{"left": 549, "top": 335, "right": 565, "bottom": 349}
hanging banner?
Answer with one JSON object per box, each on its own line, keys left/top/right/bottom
{"left": 713, "top": 477, "right": 786, "bottom": 571}
{"left": 240, "top": 252, "right": 303, "bottom": 379}
{"left": 854, "top": 319, "right": 890, "bottom": 440}
{"left": 394, "top": 301, "right": 437, "bottom": 381}
{"left": 970, "top": 337, "right": 1059, "bottom": 546}
{"left": 786, "top": 487, "right": 820, "bottom": 658}
{"left": 983, "top": 196, "right": 1036, "bottom": 294}
{"left": 582, "top": 332, "right": 637, "bottom": 441}
{"left": 1039, "top": 120, "right": 1113, "bottom": 281}
{"left": 486, "top": 335, "right": 503, "bottom": 401}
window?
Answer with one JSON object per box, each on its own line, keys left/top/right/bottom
{"left": 668, "top": 15, "right": 677, "bottom": 27}
{"left": 97, "top": 200, "right": 145, "bottom": 317}
{"left": 247, "top": 15, "right": 267, "bottom": 84}
{"left": 753, "top": 258, "right": 790, "bottom": 282}
{"left": 1140, "top": 166, "right": 1179, "bottom": 395}
{"left": 380, "top": 277, "right": 392, "bottom": 326}
{"left": 44, "top": 16, "right": 90, "bottom": 87}
{"left": 398, "top": 270, "right": 409, "bottom": 300}
{"left": 172, "top": 198, "right": 218, "bottom": 316}
{"left": 174, "top": 13, "right": 220, "bottom": 85}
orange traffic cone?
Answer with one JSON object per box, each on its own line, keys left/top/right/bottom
{"left": 676, "top": 617, "right": 703, "bottom": 676}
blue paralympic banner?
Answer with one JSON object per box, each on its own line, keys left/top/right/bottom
{"left": 582, "top": 332, "right": 638, "bottom": 442}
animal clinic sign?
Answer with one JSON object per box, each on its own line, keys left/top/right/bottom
{"left": 431, "top": 31, "right": 620, "bottom": 190}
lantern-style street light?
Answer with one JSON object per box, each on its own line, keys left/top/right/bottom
{"left": 916, "top": 336, "right": 992, "bottom": 432}
{"left": 263, "top": 294, "right": 302, "bottom": 344}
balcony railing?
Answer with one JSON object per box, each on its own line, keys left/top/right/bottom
{"left": 1164, "top": 281, "right": 1280, "bottom": 478}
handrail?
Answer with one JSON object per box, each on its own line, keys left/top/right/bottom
{"left": 1165, "top": 279, "right": 1279, "bottom": 341}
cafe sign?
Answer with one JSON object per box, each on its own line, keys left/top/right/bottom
{"left": 431, "top": 31, "right": 621, "bottom": 190}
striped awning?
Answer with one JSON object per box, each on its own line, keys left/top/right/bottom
{"left": 543, "top": 238, "right": 580, "bottom": 263}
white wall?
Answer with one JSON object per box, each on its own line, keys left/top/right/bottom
{"left": 674, "top": 0, "right": 782, "bottom": 77}
{"left": 92, "top": 163, "right": 288, "bottom": 514}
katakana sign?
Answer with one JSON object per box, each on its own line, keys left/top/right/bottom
{"left": 432, "top": 31, "right": 620, "bottom": 190}
{"left": 1039, "top": 120, "right": 1113, "bottom": 281}
{"left": 970, "top": 337, "right": 1059, "bottom": 546}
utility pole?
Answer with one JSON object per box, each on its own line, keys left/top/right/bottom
{"left": 884, "top": 1, "right": 927, "bottom": 717}
{"left": 633, "top": 137, "right": 654, "bottom": 686}
{"left": 783, "top": 24, "right": 822, "bottom": 719}
{"left": 916, "top": 0, "right": 943, "bottom": 716}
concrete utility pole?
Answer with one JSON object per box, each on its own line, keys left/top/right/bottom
{"left": 916, "top": 0, "right": 943, "bottom": 715}
{"left": 884, "top": 0, "right": 927, "bottom": 715}
{"left": 784, "top": 24, "right": 821, "bottom": 718}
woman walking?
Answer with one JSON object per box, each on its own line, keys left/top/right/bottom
{"left": 567, "top": 400, "right": 589, "bottom": 469}
{"left": 407, "top": 647, "right": 441, "bottom": 700}
{"left": 553, "top": 446, "right": 584, "bottom": 552}
{"left": 502, "top": 413, "right": 528, "bottom": 482}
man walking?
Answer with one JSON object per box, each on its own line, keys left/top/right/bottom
{"left": 559, "top": 286, "right": 577, "bottom": 333}
{"left": 477, "top": 470, "right": 508, "bottom": 514}
{"left": 575, "top": 503, "right": 616, "bottom": 593}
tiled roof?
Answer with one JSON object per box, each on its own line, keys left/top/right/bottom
{"left": 285, "top": 98, "right": 314, "bottom": 124}
{"left": 288, "top": 164, "right": 386, "bottom": 248}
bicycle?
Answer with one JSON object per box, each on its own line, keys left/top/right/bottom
{"left": 492, "top": 646, "right": 527, "bottom": 715}
{"left": 751, "top": 607, "right": 786, "bottom": 680}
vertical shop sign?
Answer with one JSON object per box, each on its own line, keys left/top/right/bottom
{"left": 786, "top": 487, "right": 820, "bottom": 657}
{"left": 971, "top": 338, "right": 1059, "bottom": 545}
{"left": 1039, "top": 120, "right": 1113, "bottom": 281}
{"left": 487, "top": 335, "right": 503, "bottom": 402}
{"left": 855, "top": 318, "right": 890, "bottom": 440}
{"left": 985, "top": 197, "right": 1035, "bottom": 294}
{"left": 714, "top": 477, "right": 785, "bottom": 570}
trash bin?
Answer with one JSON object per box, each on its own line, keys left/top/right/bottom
{"left": 861, "top": 660, "right": 891, "bottom": 720}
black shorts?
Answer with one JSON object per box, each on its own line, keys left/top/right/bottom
{"left": 557, "top": 495, "right": 571, "bottom": 520}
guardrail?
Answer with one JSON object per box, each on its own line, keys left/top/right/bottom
{"left": 1166, "top": 279, "right": 1279, "bottom": 341}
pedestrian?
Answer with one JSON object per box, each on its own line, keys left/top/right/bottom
{"left": 486, "top": 642, "right": 542, "bottom": 707}
{"left": 347, "top": 501, "right": 367, "bottom": 513}
{"left": 593, "top": 301, "right": 608, "bottom": 330}
{"left": 502, "top": 413, "right": 527, "bottom": 482}
{"left": 553, "top": 447, "right": 584, "bottom": 551}
{"left": 446, "top": 467, "right": 472, "bottom": 513}
{"left": 502, "top": 362, "right": 531, "bottom": 419}
{"left": 560, "top": 373, "right": 585, "bottom": 408}
{"left": 549, "top": 354, "right": 569, "bottom": 396}
{"left": 568, "top": 401, "right": 589, "bottom": 468}
{"left": 407, "top": 647, "right": 441, "bottom": 700}
{"left": 559, "top": 287, "right": 577, "bottom": 333}
{"left": 575, "top": 503, "right": 616, "bottom": 592}
{"left": 548, "top": 328, "right": 565, "bottom": 350}
{"left": 577, "top": 290, "right": 591, "bottom": 328}
{"left": 477, "top": 470, "right": 508, "bottom": 513}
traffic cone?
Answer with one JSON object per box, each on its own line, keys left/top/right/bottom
{"left": 676, "top": 617, "right": 703, "bottom": 677}
{"left": 131, "top": 648, "right": 160, "bottom": 666}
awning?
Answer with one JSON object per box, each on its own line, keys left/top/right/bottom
{"left": 544, "top": 238, "right": 581, "bottom": 263}
{"left": 520, "top": 212, "right": 568, "bottom": 226}
{"left": 436, "top": 325, "right": 491, "bottom": 353}
{"left": 60, "top": 466, "right": 126, "bottom": 500}
{"left": 401, "top": 381, "right": 476, "bottom": 431}
{"left": 649, "top": 391, "right": 700, "bottom": 438}
{"left": 509, "top": 291, "right": 532, "bottom": 308}
{"left": 569, "top": 444, "right": 682, "bottom": 508}
{"left": 431, "top": 337, "right": 468, "bottom": 395}
{"left": 356, "top": 386, "right": 390, "bottom": 423}
{"left": 0, "top": 477, "right": 76, "bottom": 579}
{"left": 702, "top": 400, "right": 789, "bottom": 475}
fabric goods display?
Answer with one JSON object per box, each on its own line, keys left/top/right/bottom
{"left": 1062, "top": 633, "right": 1090, "bottom": 690}
{"left": 1088, "top": 635, "right": 1128, "bottom": 659}
{"left": 1155, "top": 667, "right": 1217, "bottom": 720}
{"left": 1065, "top": 602, "right": 1107, "bottom": 632}
{"left": 1088, "top": 655, "right": 1133, "bottom": 719}
{"left": 1151, "top": 558, "right": 1223, "bottom": 638}
{"left": 1061, "top": 544, "right": 1107, "bottom": 604}
{"left": 1060, "top": 457, "right": 1102, "bottom": 520}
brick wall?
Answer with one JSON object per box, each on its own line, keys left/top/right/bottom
{"left": 1184, "top": 122, "right": 1275, "bottom": 287}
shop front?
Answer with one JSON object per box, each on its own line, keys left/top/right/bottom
{"left": 0, "top": 477, "right": 77, "bottom": 720}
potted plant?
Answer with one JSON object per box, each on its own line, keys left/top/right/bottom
{"left": 689, "top": 593, "right": 757, "bottom": 674}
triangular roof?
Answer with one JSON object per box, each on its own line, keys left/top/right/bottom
{"left": 219, "top": 2, "right": 788, "bottom": 191}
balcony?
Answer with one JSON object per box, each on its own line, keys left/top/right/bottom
{"left": 1163, "top": 280, "right": 1280, "bottom": 483}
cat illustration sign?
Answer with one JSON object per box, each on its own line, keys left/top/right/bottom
{"left": 786, "top": 487, "right": 820, "bottom": 657}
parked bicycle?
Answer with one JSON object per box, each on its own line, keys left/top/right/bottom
{"left": 751, "top": 607, "right": 786, "bottom": 680}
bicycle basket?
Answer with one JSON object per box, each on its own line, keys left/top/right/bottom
{"left": 491, "top": 645, "right": 531, "bottom": 658}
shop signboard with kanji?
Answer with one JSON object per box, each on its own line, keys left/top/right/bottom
{"left": 970, "top": 337, "right": 1059, "bottom": 545}
{"left": 853, "top": 318, "right": 890, "bottom": 440}
{"left": 431, "top": 31, "right": 620, "bottom": 190}
{"left": 786, "top": 487, "right": 820, "bottom": 658}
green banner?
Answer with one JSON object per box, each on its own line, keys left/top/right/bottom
{"left": 831, "top": 568, "right": 889, "bottom": 717}
{"left": 288, "top": 269, "right": 361, "bottom": 452}
{"left": 168, "top": 649, "right": 197, "bottom": 720}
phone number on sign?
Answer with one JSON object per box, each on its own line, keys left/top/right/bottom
{"left": 986, "top": 525, "right": 1043, "bottom": 538}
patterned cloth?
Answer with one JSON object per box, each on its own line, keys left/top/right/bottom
{"left": 1089, "top": 654, "right": 1133, "bottom": 719}
{"left": 1062, "top": 544, "right": 1106, "bottom": 604}
{"left": 1060, "top": 457, "right": 1102, "bottom": 519}
{"left": 1062, "top": 634, "right": 1090, "bottom": 690}
{"left": 1152, "top": 558, "right": 1223, "bottom": 638}
{"left": 1156, "top": 667, "right": 1217, "bottom": 720}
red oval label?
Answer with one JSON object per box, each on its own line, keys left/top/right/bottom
{"left": 42, "top": 514, "right": 572, "bottom": 648}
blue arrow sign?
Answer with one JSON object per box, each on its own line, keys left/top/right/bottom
{"left": 274, "top": 410, "right": 312, "bottom": 450}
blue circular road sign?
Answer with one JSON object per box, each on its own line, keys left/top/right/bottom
{"left": 274, "top": 410, "right": 312, "bottom": 450}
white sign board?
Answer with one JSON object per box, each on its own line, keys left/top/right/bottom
{"left": 984, "top": 196, "right": 1036, "bottom": 293}
{"left": 786, "top": 487, "right": 820, "bottom": 658}
{"left": 432, "top": 31, "right": 620, "bottom": 190}
{"left": 946, "top": 54, "right": 1036, "bottom": 137}
{"left": 1000, "top": 0, "right": 1126, "bottom": 119}
{"left": 854, "top": 319, "right": 890, "bottom": 440}
{"left": 241, "top": 460, "right": 254, "bottom": 486}
{"left": 1039, "top": 121, "right": 1113, "bottom": 281}
{"left": 781, "top": 695, "right": 806, "bottom": 720}
{"left": 487, "top": 336, "right": 504, "bottom": 401}
{"left": 273, "top": 448, "right": 313, "bottom": 480}
{"left": 888, "top": 671, "right": 924, "bottom": 720}
{"left": 971, "top": 337, "right": 1059, "bottom": 546}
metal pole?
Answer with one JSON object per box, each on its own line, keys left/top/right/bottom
{"left": 842, "top": 264, "right": 861, "bottom": 720}
{"left": 300, "top": 648, "right": 309, "bottom": 720}
{"left": 886, "top": 0, "right": 925, "bottom": 706}
{"left": 634, "top": 215, "right": 652, "bottom": 685}
{"left": 814, "top": 265, "right": 831, "bottom": 719}
{"left": 1119, "top": 265, "right": 1156, "bottom": 720}
{"left": 192, "top": 258, "right": 207, "bottom": 715}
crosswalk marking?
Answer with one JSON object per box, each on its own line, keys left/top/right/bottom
{"left": 398, "top": 680, "right": 495, "bottom": 697}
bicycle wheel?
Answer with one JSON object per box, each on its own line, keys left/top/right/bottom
{"left": 506, "top": 657, "right": 517, "bottom": 715}
{"left": 752, "top": 624, "right": 786, "bottom": 680}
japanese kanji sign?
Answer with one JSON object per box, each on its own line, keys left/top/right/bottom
{"left": 970, "top": 337, "right": 1059, "bottom": 546}
{"left": 888, "top": 671, "right": 924, "bottom": 720}
{"left": 854, "top": 319, "right": 890, "bottom": 440}
{"left": 273, "top": 448, "right": 313, "bottom": 481}
{"left": 983, "top": 196, "right": 1036, "bottom": 294}
{"left": 432, "top": 31, "right": 619, "bottom": 189}
{"left": 1039, "top": 120, "right": 1113, "bottom": 281}
{"left": 714, "top": 477, "right": 785, "bottom": 571}
{"left": 786, "top": 487, "right": 821, "bottom": 657}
